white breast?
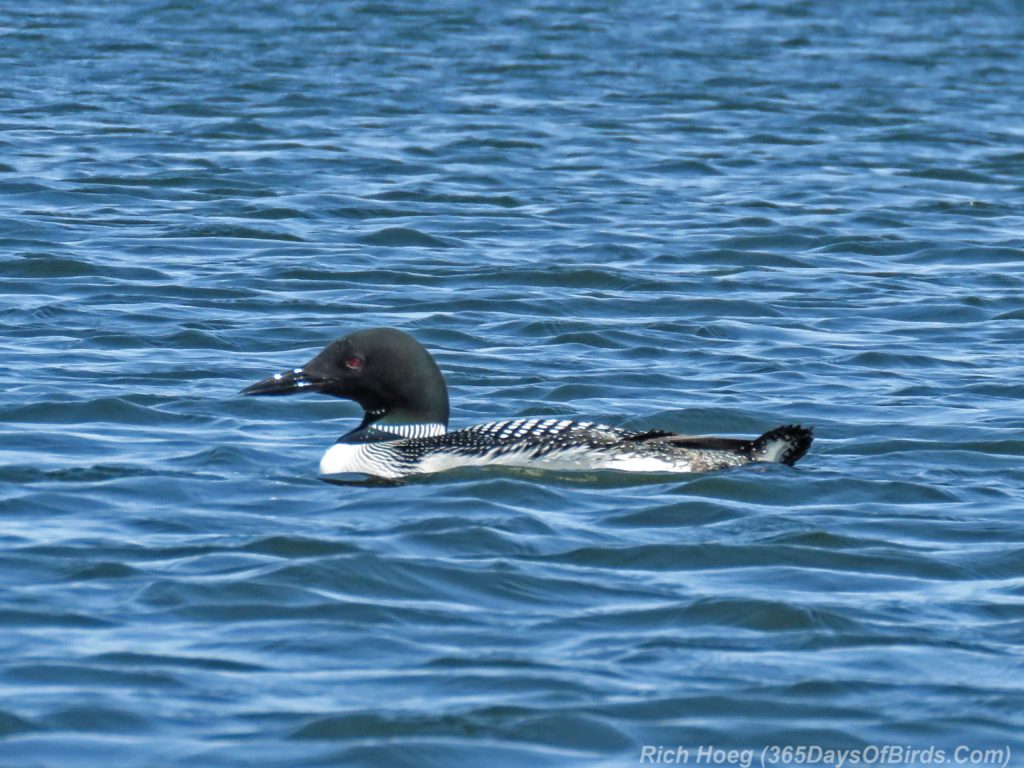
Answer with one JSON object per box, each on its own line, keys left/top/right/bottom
{"left": 319, "top": 443, "right": 402, "bottom": 478}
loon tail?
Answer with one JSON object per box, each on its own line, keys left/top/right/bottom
{"left": 750, "top": 424, "right": 813, "bottom": 466}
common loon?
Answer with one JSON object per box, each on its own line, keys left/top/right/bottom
{"left": 241, "top": 328, "right": 813, "bottom": 480}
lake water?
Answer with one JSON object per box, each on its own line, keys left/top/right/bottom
{"left": 2, "top": 1, "right": 1023, "bottom": 766}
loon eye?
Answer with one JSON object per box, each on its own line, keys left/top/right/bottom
{"left": 345, "top": 356, "right": 364, "bottom": 371}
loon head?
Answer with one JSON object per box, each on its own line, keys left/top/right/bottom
{"left": 241, "top": 327, "right": 450, "bottom": 429}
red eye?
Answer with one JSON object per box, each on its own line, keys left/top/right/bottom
{"left": 345, "top": 357, "right": 364, "bottom": 370}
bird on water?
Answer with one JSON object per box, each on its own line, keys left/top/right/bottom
{"left": 242, "top": 327, "right": 813, "bottom": 480}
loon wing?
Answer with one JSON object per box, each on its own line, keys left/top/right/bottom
{"left": 627, "top": 425, "right": 813, "bottom": 467}
{"left": 628, "top": 430, "right": 753, "bottom": 453}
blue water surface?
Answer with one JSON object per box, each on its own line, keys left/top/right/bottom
{"left": 2, "top": 1, "right": 1024, "bottom": 766}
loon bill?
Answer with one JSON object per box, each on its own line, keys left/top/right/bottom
{"left": 241, "top": 327, "right": 813, "bottom": 480}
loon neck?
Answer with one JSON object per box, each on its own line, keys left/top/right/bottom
{"left": 345, "top": 408, "right": 447, "bottom": 443}
{"left": 358, "top": 402, "right": 449, "bottom": 432}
